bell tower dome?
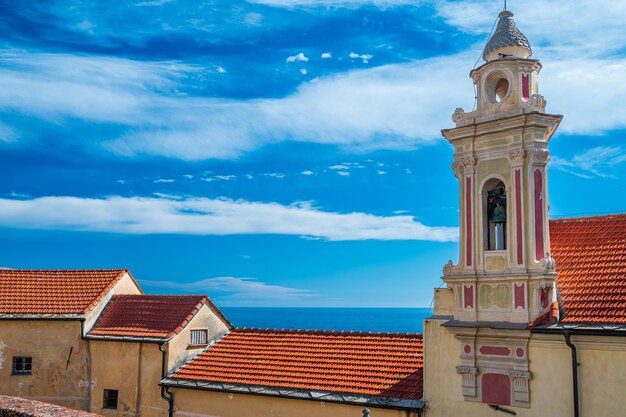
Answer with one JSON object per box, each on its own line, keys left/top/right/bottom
{"left": 483, "top": 11, "right": 532, "bottom": 62}
{"left": 452, "top": 11, "right": 547, "bottom": 128}
{"left": 437, "top": 8, "right": 563, "bottom": 408}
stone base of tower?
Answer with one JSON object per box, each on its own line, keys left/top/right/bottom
{"left": 422, "top": 287, "right": 626, "bottom": 417}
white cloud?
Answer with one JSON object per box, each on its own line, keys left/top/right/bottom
{"left": 435, "top": 0, "right": 626, "bottom": 58}
{"left": 299, "top": 68, "right": 308, "bottom": 75}
{"left": 551, "top": 146, "right": 626, "bottom": 179}
{"left": 377, "top": 170, "right": 386, "bottom": 175}
{"left": 264, "top": 172, "right": 286, "bottom": 179}
{"left": 301, "top": 170, "right": 314, "bottom": 175}
{"left": 182, "top": 174, "right": 194, "bottom": 179}
{"left": 286, "top": 52, "right": 309, "bottom": 63}
{"left": 336, "top": 171, "right": 350, "bottom": 176}
{"left": 141, "top": 276, "right": 313, "bottom": 303}
{"left": 0, "top": 195, "right": 458, "bottom": 242}
{"left": 329, "top": 164, "right": 350, "bottom": 170}
{"left": 0, "top": 121, "right": 18, "bottom": 143}
{"left": 135, "top": 0, "right": 174, "bottom": 6}
{"left": 214, "top": 175, "right": 237, "bottom": 181}
{"left": 247, "top": 0, "right": 418, "bottom": 8}
{"left": 349, "top": 52, "right": 373, "bottom": 63}
{"left": 75, "top": 20, "right": 95, "bottom": 33}
{"left": 5, "top": 2, "right": 626, "bottom": 163}
{"left": 216, "top": 66, "right": 226, "bottom": 73}
{"left": 321, "top": 52, "right": 332, "bottom": 59}
{"left": 153, "top": 178, "right": 175, "bottom": 183}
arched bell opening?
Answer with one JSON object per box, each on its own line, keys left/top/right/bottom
{"left": 483, "top": 178, "right": 507, "bottom": 251}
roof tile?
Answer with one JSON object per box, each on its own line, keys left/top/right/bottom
{"left": 551, "top": 214, "right": 626, "bottom": 325}
{"left": 171, "top": 329, "right": 423, "bottom": 400}
{"left": 0, "top": 269, "right": 131, "bottom": 315}
{"left": 87, "top": 295, "right": 207, "bottom": 339}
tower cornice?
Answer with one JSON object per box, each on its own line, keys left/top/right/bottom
{"left": 442, "top": 112, "right": 562, "bottom": 144}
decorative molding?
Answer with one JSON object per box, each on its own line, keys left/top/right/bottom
{"left": 461, "top": 156, "right": 477, "bottom": 174}
{"left": 508, "top": 370, "right": 531, "bottom": 404}
{"left": 508, "top": 149, "right": 525, "bottom": 167}
{"left": 456, "top": 366, "right": 478, "bottom": 375}
{"left": 528, "top": 148, "right": 550, "bottom": 164}
{"left": 529, "top": 94, "right": 546, "bottom": 108}
{"left": 452, "top": 108, "right": 466, "bottom": 126}
{"left": 540, "top": 252, "right": 556, "bottom": 271}
{"left": 442, "top": 260, "right": 454, "bottom": 276}
{"left": 451, "top": 161, "right": 461, "bottom": 178}
{"left": 456, "top": 366, "right": 478, "bottom": 398}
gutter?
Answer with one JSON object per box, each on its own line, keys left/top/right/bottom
{"left": 564, "top": 332, "right": 580, "bottom": 417}
{"left": 161, "top": 377, "right": 424, "bottom": 413}
{"left": 159, "top": 343, "right": 175, "bottom": 417}
{"left": 531, "top": 327, "right": 585, "bottom": 417}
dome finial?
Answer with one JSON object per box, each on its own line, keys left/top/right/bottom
{"left": 483, "top": 10, "right": 532, "bottom": 62}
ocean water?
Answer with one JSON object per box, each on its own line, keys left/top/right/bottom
{"left": 220, "top": 307, "right": 432, "bottom": 333}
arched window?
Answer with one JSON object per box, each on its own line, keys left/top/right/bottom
{"left": 483, "top": 179, "right": 507, "bottom": 251}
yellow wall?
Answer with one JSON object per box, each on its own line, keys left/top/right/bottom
{"left": 88, "top": 302, "right": 230, "bottom": 417}
{"left": 171, "top": 387, "right": 418, "bottom": 417}
{"left": 0, "top": 320, "right": 89, "bottom": 411}
{"left": 89, "top": 341, "right": 167, "bottom": 417}
{"left": 166, "top": 304, "right": 230, "bottom": 374}
{"left": 423, "top": 318, "right": 626, "bottom": 417}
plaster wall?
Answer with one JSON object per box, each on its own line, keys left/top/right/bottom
{"left": 166, "top": 304, "right": 230, "bottom": 374}
{"left": 423, "top": 318, "right": 626, "bottom": 417}
{"left": 0, "top": 321, "right": 89, "bottom": 411}
{"left": 171, "top": 388, "right": 418, "bottom": 417}
{"left": 89, "top": 341, "right": 167, "bottom": 417}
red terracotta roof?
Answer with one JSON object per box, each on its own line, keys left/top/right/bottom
{"left": 0, "top": 269, "right": 135, "bottom": 315}
{"left": 171, "top": 328, "right": 423, "bottom": 400}
{"left": 551, "top": 214, "right": 626, "bottom": 324}
{"left": 88, "top": 295, "right": 209, "bottom": 339}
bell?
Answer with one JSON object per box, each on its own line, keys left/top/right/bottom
{"left": 491, "top": 203, "right": 506, "bottom": 223}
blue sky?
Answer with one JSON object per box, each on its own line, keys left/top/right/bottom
{"left": 1, "top": 0, "right": 625, "bottom": 307}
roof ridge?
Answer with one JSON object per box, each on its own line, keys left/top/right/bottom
{"left": 0, "top": 268, "right": 129, "bottom": 272}
{"left": 111, "top": 294, "right": 208, "bottom": 298}
{"left": 550, "top": 213, "right": 626, "bottom": 223}
{"left": 233, "top": 327, "right": 423, "bottom": 337}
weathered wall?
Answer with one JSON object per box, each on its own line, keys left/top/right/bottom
{"left": 89, "top": 341, "right": 167, "bottom": 417}
{"left": 423, "top": 317, "right": 626, "bottom": 417}
{"left": 171, "top": 388, "right": 417, "bottom": 417}
{"left": 0, "top": 321, "right": 89, "bottom": 411}
{"left": 166, "top": 304, "right": 230, "bottom": 374}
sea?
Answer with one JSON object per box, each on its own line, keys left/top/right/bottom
{"left": 220, "top": 307, "right": 432, "bottom": 333}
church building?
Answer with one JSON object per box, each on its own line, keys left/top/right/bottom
{"left": 1, "top": 7, "right": 626, "bottom": 417}
{"left": 423, "top": 9, "right": 626, "bottom": 417}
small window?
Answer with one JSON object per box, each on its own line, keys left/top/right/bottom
{"left": 190, "top": 329, "right": 208, "bottom": 346}
{"left": 103, "top": 389, "right": 119, "bottom": 410}
{"left": 12, "top": 357, "right": 32, "bottom": 375}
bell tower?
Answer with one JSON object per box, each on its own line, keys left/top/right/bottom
{"left": 439, "top": 10, "right": 562, "bottom": 408}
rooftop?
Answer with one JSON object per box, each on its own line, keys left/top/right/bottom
{"left": 0, "top": 396, "right": 101, "bottom": 417}
{"left": 0, "top": 269, "right": 135, "bottom": 316}
{"left": 87, "top": 294, "right": 229, "bottom": 341}
{"left": 551, "top": 214, "right": 626, "bottom": 325}
{"left": 168, "top": 328, "right": 423, "bottom": 403}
